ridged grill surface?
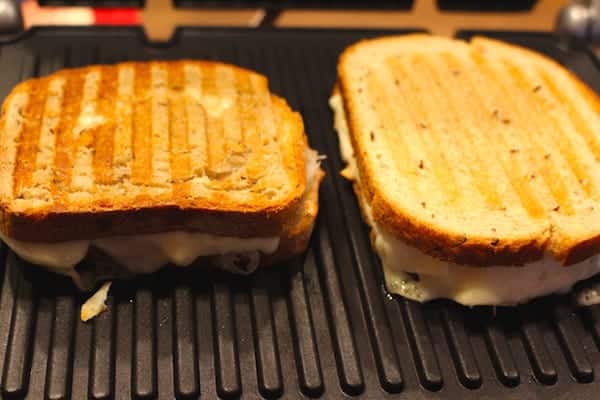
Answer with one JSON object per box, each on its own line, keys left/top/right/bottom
{"left": 0, "top": 28, "right": 598, "bottom": 399}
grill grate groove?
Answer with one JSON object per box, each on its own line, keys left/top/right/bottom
{"left": 172, "top": 285, "right": 200, "bottom": 398}
{"left": 314, "top": 221, "right": 365, "bottom": 395}
{"left": 484, "top": 319, "right": 520, "bottom": 387}
{"left": 287, "top": 257, "right": 324, "bottom": 397}
{"left": 441, "top": 304, "right": 482, "bottom": 389}
{"left": 90, "top": 294, "right": 115, "bottom": 400}
{"left": 212, "top": 281, "right": 241, "bottom": 399}
{"left": 520, "top": 314, "right": 558, "bottom": 385}
{"left": 0, "top": 28, "right": 597, "bottom": 399}
{"left": 46, "top": 295, "right": 76, "bottom": 400}
{"left": 554, "top": 304, "right": 594, "bottom": 383}
{"left": 3, "top": 259, "right": 37, "bottom": 399}
{"left": 250, "top": 272, "right": 283, "bottom": 398}
{"left": 402, "top": 299, "right": 443, "bottom": 391}
{"left": 133, "top": 288, "right": 156, "bottom": 399}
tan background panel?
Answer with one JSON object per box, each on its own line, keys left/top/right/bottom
{"left": 142, "top": 0, "right": 264, "bottom": 41}
{"left": 141, "top": 0, "right": 569, "bottom": 40}
{"left": 275, "top": 0, "right": 567, "bottom": 36}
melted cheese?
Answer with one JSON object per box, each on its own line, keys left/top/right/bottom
{"left": 81, "top": 282, "right": 111, "bottom": 321}
{"left": 0, "top": 230, "right": 279, "bottom": 271}
{"left": 331, "top": 93, "right": 600, "bottom": 306}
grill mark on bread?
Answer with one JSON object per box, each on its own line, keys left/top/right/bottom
{"left": 113, "top": 65, "right": 134, "bottom": 184}
{"left": 506, "top": 61, "right": 597, "bottom": 198}
{"left": 0, "top": 92, "right": 28, "bottom": 199}
{"left": 539, "top": 70, "right": 600, "bottom": 171}
{"left": 387, "top": 56, "right": 462, "bottom": 206}
{"left": 486, "top": 58, "right": 575, "bottom": 215}
{"left": 412, "top": 53, "right": 501, "bottom": 208}
{"left": 235, "top": 70, "right": 274, "bottom": 194}
{"left": 246, "top": 75, "right": 269, "bottom": 193}
{"left": 70, "top": 69, "right": 101, "bottom": 197}
{"left": 469, "top": 51, "right": 549, "bottom": 218}
{"left": 364, "top": 67, "right": 421, "bottom": 201}
{"left": 132, "top": 63, "right": 152, "bottom": 185}
{"left": 534, "top": 78, "right": 600, "bottom": 197}
{"left": 12, "top": 80, "right": 48, "bottom": 198}
{"left": 150, "top": 63, "right": 171, "bottom": 188}
{"left": 442, "top": 54, "right": 529, "bottom": 214}
{"left": 272, "top": 97, "right": 306, "bottom": 199}
{"left": 235, "top": 67, "right": 257, "bottom": 183}
{"left": 168, "top": 62, "right": 191, "bottom": 197}
{"left": 184, "top": 64, "right": 207, "bottom": 185}
{"left": 93, "top": 66, "right": 117, "bottom": 185}
{"left": 53, "top": 71, "right": 85, "bottom": 205}
{"left": 203, "top": 64, "right": 223, "bottom": 178}
{"left": 431, "top": 54, "right": 504, "bottom": 209}
{"left": 250, "top": 75, "right": 278, "bottom": 197}
{"left": 246, "top": 76, "right": 274, "bottom": 191}
{"left": 216, "top": 65, "right": 244, "bottom": 189}
{"left": 235, "top": 69, "right": 252, "bottom": 145}
{"left": 29, "top": 78, "right": 65, "bottom": 204}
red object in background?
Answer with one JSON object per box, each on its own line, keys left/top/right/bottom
{"left": 93, "top": 8, "right": 140, "bottom": 25}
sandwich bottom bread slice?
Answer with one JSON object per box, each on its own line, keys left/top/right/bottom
{"left": 332, "top": 34, "right": 600, "bottom": 306}
{"left": 0, "top": 60, "right": 323, "bottom": 291}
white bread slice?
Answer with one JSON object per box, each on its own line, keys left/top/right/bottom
{"left": 337, "top": 34, "right": 600, "bottom": 266}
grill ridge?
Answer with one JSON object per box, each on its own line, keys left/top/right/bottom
{"left": 483, "top": 320, "right": 520, "bottom": 387}
{"left": 249, "top": 272, "right": 283, "bottom": 398}
{"left": 519, "top": 306, "right": 558, "bottom": 385}
{"left": 212, "top": 281, "right": 241, "bottom": 398}
{"left": 441, "top": 304, "right": 482, "bottom": 389}
{"left": 90, "top": 293, "right": 115, "bottom": 399}
{"left": 287, "top": 256, "right": 324, "bottom": 397}
{"left": 2, "top": 257, "right": 36, "bottom": 398}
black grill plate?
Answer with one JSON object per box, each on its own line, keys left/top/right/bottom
{"left": 0, "top": 27, "right": 598, "bottom": 399}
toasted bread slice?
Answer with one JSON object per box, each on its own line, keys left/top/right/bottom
{"left": 0, "top": 61, "right": 309, "bottom": 241}
{"left": 337, "top": 34, "right": 600, "bottom": 266}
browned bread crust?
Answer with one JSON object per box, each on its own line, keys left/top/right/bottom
{"left": 262, "top": 168, "right": 324, "bottom": 265}
{"left": 336, "top": 34, "right": 600, "bottom": 266}
{"left": 81, "top": 168, "right": 323, "bottom": 283}
{"left": 0, "top": 61, "right": 309, "bottom": 241}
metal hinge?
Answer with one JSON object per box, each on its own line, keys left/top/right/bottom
{"left": 556, "top": 0, "right": 600, "bottom": 44}
{"left": 0, "top": 0, "right": 22, "bottom": 33}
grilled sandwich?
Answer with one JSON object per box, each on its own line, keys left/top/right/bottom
{"left": 0, "top": 60, "right": 323, "bottom": 289}
{"left": 331, "top": 34, "right": 600, "bottom": 306}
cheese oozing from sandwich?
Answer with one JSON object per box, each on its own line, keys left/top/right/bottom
{"left": 0, "top": 148, "right": 320, "bottom": 287}
{"left": 331, "top": 93, "right": 600, "bottom": 306}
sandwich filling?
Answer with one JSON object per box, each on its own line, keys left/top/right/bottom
{"left": 0, "top": 147, "right": 320, "bottom": 289}
{"left": 331, "top": 93, "right": 600, "bottom": 306}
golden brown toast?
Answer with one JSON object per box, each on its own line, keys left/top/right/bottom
{"left": 336, "top": 34, "right": 600, "bottom": 266}
{"left": 0, "top": 60, "right": 311, "bottom": 241}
